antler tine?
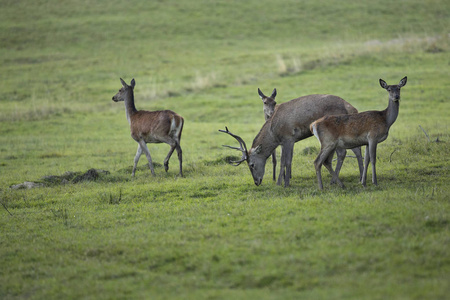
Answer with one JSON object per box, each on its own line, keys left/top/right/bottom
{"left": 219, "top": 127, "right": 248, "bottom": 152}
{"left": 219, "top": 127, "right": 248, "bottom": 151}
{"left": 219, "top": 126, "right": 249, "bottom": 165}
{"left": 222, "top": 145, "right": 244, "bottom": 151}
{"left": 221, "top": 145, "right": 248, "bottom": 166}
{"left": 229, "top": 157, "right": 247, "bottom": 166}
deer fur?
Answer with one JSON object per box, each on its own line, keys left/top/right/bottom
{"left": 310, "top": 76, "right": 407, "bottom": 189}
{"left": 220, "top": 94, "right": 364, "bottom": 187}
{"left": 112, "top": 78, "right": 184, "bottom": 177}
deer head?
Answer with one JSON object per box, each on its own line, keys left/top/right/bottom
{"left": 258, "top": 88, "right": 277, "bottom": 119}
{"left": 247, "top": 144, "right": 266, "bottom": 186}
{"left": 219, "top": 127, "right": 267, "bottom": 186}
{"left": 112, "top": 78, "right": 136, "bottom": 102}
{"left": 379, "top": 76, "right": 407, "bottom": 102}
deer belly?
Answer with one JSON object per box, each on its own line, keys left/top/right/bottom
{"left": 337, "top": 135, "right": 367, "bottom": 149}
{"left": 131, "top": 132, "right": 163, "bottom": 144}
{"left": 143, "top": 136, "right": 164, "bottom": 143}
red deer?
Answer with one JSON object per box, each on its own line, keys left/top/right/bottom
{"left": 112, "top": 78, "right": 184, "bottom": 177}
{"left": 220, "top": 94, "right": 364, "bottom": 187}
{"left": 258, "top": 88, "right": 278, "bottom": 181}
{"left": 310, "top": 76, "right": 407, "bottom": 189}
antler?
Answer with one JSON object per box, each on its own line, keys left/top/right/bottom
{"left": 219, "top": 126, "right": 249, "bottom": 166}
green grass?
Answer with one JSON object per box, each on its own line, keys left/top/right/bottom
{"left": 1, "top": 0, "right": 449, "bottom": 299}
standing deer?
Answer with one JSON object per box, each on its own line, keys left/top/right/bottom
{"left": 220, "top": 94, "right": 364, "bottom": 187}
{"left": 310, "top": 76, "right": 407, "bottom": 189}
{"left": 112, "top": 78, "right": 184, "bottom": 177}
{"left": 258, "top": 88, "right": 278, "bottom": 121}
{"left": 258, "top": 88, "right": 278, "bottom": 181}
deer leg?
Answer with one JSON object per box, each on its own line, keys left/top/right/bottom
{"left": 138, "top": 140, "right": 155, "bottom": 176}
{"left": 164, "top": 145, "right": 176, "bottom": 172}
{"left": 283, "top": 145, "right": 294, "bottom": 188}
{"left": 314, "top": 145, "right": 336, "bottom": 189}
{"left": 271, "top": 148, "right": 277, "bottom": 181}
{"left": 277, "top": 147, "right": 285, "bottom": 186}
{"left": 286, "top": 146, "right": 292, "bottom": 180}
{"left": 132, "top": 144, "right": 143, "bottom": 177}
{"left": 324, "top": 152, "right": 345, "bottom": 188}
{"left": 277, "top": 168, "right": 285, "bottom": 186}
{"left": 314, "top": 150, "right": 328, "bottom": 190}
{"left": 163, "top": 142, "right": 183, "bottom": 177}
{"left": 332, "top": 148, "right": 346, "bottom": 184}
{"left": 176, "top": 143, "right": 183, "bottom": 177}
{"left": 361, "top": 146, "right": 370, "bottom": 187}
{"left": 368, "top": 142, "right": 378, "bottom": 185}
{"left": 351, "top": 146, "right": 364, "bottom": 181}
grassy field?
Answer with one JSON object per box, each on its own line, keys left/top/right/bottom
{"left": 1, "top": 0, "right": 449, "bottom": 299}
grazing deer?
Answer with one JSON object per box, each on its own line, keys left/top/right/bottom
{"left": 112, "top": 78, "right": 184, "bottom": 177}
{"left": 220, "top": 94, "right": 364, "bottom": 187}
{"left": 258, "top": 88, "right": 278, "bottom": 181}
{"left": 310, "top": 76, "right": 407, "bottom": 189}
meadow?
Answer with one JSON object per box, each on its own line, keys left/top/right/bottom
{"left": 0, "top": 0, "right": 449, "bottom": 299}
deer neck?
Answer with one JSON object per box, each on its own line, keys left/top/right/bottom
{"left": 385, "top": 98, "right": 400, "bottom": 129}
{"left": 124, "top": 91, "right": 138, "bottom": 124}
{"left": 252, "top": 121, "right": 279, "bottom": 158}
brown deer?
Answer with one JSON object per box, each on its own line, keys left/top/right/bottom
{"left": 220, "top": 94, "right": 364, "bottom": 187}
{"left": 258, "top": 88, "right": 278, "bottom": 181}
{"left": 112, "top": 78, "right": 184, "bottom": 177}
{"left": 310, "top": 76, "right": 407, "bottom": 189}
{"left": 258, "top": 88, "right": 278, "bottom": 121}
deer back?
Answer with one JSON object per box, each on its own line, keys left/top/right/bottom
{"left": 270, "top": 95, "right": 357, "bottom": 141}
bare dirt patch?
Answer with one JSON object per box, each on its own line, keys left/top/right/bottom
{"left": 10, "top": 169, "right": 110, "bottom": 189}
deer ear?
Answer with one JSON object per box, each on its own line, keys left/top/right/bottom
{"left": 258, "top": 88, "right": 266, "bottom": 100}
{"left": 270, "top": 88, "right": 277, "bottom": 99}
{"left": 379, "top": 79, "right": 388, "bottom": 89}
{"left": 130, "top": 78, "right": 136, "bottom": 89}
{"left": 120, "top": 78, "right": 127, "bottom": 87}
{"left": 398, "top": 76, "right": 407, "bottom": 88}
